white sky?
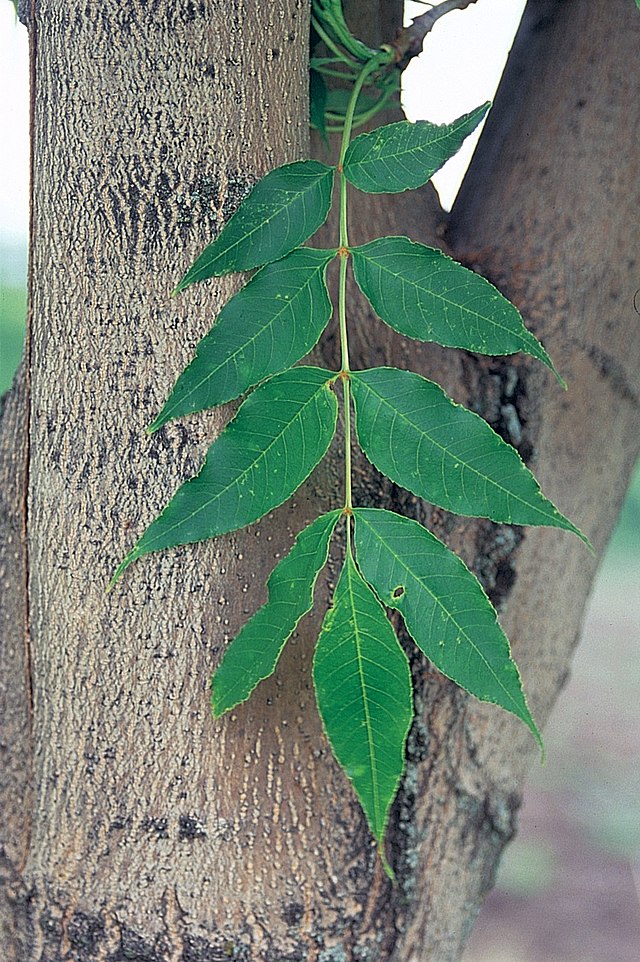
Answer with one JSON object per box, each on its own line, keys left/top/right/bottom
{"left": 0, "top": 0, "right": 526, "bottom": 241}
{"left": 402, "top": 0, "right": 527, "bottom": 207}
{"left": 0, "top": 3, "right": 29, "bottom": 242}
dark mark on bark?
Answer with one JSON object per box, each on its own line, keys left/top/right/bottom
{"left": 68, "top": 909, "right": 106, "bottom": 954}
{"left": 282, "top": 901, "right": 304, "bottom": 926}
{"left": 141, "top": 816, "right": 169, "bottom": 839}
{"left": 586, "top": 343, "right": 640, "bottom": 408}
{"left": 178, "top": 814, "right": 207, "bottom": 840}
{"left": 108, "top": 924, "right": 170, "bottom": 962}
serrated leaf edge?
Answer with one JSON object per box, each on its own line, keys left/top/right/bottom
{"left": 353, "top": 508, "right": 542, "bottom": 751}
{"left": 351, "top": 367, "right": 590, "bottom": 546}
{"left": 175, "top": 161, "right": 336, "bottom": 291}
{"left": 350, "top": 236, "right": 563, "bottom": 384}
{"left": 150, "top": 248, "right": 338, "bottom": 432}
{"left": 111, "top": 368, "right": 339, "bottom": 586}
{"left": 343, "top": 102, "right": 491, "bottom": 192}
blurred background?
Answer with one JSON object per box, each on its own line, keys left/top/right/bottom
{"left": 1, "top": 3, "right": 638, "bottom": 959}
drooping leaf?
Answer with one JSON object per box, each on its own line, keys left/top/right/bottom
{"left": 212, "top": 510, "right": 341, "bottom": 716}
{"left": 343, "top": 103, "right": 490, "bottom": 193}
{"left": 325, "top": 87, "right": 380, "bottom": 120}
{"left": 310, "top": 69, "right": 328, "bottom": 142}
{"left": 354, "top": 508, "right": 541, "bottom": 747}
{"left": 313, "top": 552, "right": 413, "bottom": 851}
{"left": 150, "top": 248, "right": 337, "bottom": 432}
{"left": 350, "top": 367, "right": 588, "bottom": 543}
{"left": 112, "top": 367, "right": 338, "bottom": 582}
{"left": 312, "top": 0, "right": 377, "bottom": 63}
{"left": 350, "top": 237, "right": 561, "bottom": 382}
{"left": 174, "top": 161, "right": 335, "bottom": 292}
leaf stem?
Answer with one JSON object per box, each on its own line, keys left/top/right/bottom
{"left": 337, "top": 52, "right": 392, "bottom": 526}
{"left": 337, "top": 52, "right": 390, "bottom": 170}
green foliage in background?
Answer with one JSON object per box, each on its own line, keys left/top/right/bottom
{"left": 0, "top": 281, "right": 26, "bottom": 394}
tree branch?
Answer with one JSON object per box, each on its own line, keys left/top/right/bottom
{"left": 391, "top": 0, "right": 481, "bottom": 66}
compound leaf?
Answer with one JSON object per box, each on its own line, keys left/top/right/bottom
{"left": 113, "top": 367, "right": 338, "bottom": 582}
{"left": 351, "top": 236, "right": 561, "bottom": 382}
{"left": 354, "top": 508, "right": 541, "bottom": 747}
{"left": 175, "top": 161, "right": 335, "bottom": 291}
{"left": 313, "top": 552, "right": 413, "bottom": 851}
{"left": 212, "top": 509, "right": 341, "bottom": 717}
{"left": 351, "top": 367, "right": 588, "bottom": 543}
{"left": 150, "top": 248, "right": 337, "bottom": 432}
{"left": 343, "top": 103, "right": 489, "bottom": 193}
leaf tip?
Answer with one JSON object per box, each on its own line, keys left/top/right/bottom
{"left": 538, "top": 736, "right": 547, "bottom": 766}
{"left": 554, "top": 510, "right": 592, "bottom": 552}
{"left": 567, "top": 520, "right": 594, "bottom": 553}
{"left": 530, "top": 720, "right": 545, "bottom": 761}
{"left": 521, "top": 701, "right": 544, "bottom": 760}
{"left": 552, "top": 366, "right": 568, "bottom": 390}
{"left": 108, "top": 547, "right": 141, "bottom": 591}
{"left": 378, "top": 844, "right": 396, "bottom": 883}
{"left": 107, "top": 559, "right": 129, "bottom": 592}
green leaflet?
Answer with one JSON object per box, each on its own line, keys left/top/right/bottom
{"left": 351, "top": 367, "right": 588, "bottom": 543}
{"left": 212, "top": 510, "right": 341, "bottom": 716}
{"left": 150, "top": 248, "right": 337, "bottom": 432}
{"left": 353, "top": 508, "right": 541, "bottom": 748}
{"left": 350, "top": 237, "right": 562, "bottom": 383}
{"left": 313, "top": 553, "right": 413, "bottom": 852}
{"left": 174, "top": 161, "right": 335, "bottom": 291}
{"left": 112, "top": 367, "right": 338, "bottom": 582}
{"left": 343, "top": 103, "right": 489, "bottom": 193}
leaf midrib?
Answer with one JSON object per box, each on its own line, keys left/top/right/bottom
{"left": 141, "top": 375, "right": 334, "bottom": 552}
{"left": 348, "top": 114, "right": 483, "bottom": 170}
{"left": 354, "top": 373, "right": 561, "bottom": 526}
{"left": 354, "top": 244, "right": 540, "bottom": 357}
{"left": 345, "top": 560, "right": 382, "bottom": 833}
{"left": 164, "top": 256, "right": 332, "bottom": 420}
{"left": 187, "top": 165, "right": 334, "bottom": 283}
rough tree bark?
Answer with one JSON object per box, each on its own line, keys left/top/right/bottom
{"left": 1, "top": 0, "right": 638, "bottom": 960}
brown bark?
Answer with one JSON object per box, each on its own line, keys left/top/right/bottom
{"left": 0, "top": 362, "right": 32, "bottom": 961}
{"left": 0, "top": 0, "right": 638, "bottom": 960}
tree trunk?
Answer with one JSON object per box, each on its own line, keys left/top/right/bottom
{"left": 1, "top": 1, "right": 638, "bottom": 960}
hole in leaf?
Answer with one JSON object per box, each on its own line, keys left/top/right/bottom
{"left": 392, "top": 585, "right": 405, "bottom": 599}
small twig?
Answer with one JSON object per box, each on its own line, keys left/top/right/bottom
{"left": 391, "top": 0, "right": 482, "bottom": 66}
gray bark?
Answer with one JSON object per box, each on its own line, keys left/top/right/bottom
{"left": 0, "top": 0, "right": 638, "bottom": 960}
